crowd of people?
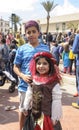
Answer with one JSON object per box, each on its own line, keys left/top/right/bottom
{"left": 0, "top": 20, "right": 79, "bottom": 130}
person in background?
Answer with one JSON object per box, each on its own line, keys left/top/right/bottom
{"left": 1, "top": 38, "right": 9, "bottom": 71}
{"left": 13, "top": 20, "right": 49, "bottom": 130}
{"left": 9, "top": 43, "right": 18, "bottom": 84}
{"left": 15, "top": 32, "right": 25, "bottom": 47}
{"left": 69, "top": 33, "right": 76, "bottom": 75}
{"left": 50, "top": 40, "right": 61, "bottom": 66}
{"left": 46, "top": 32, "right": 52, "bottom": 49}
{"left": 62, "top": 42, "right": 70, "bottom": 74}
{"left": 23, "top": 52, "right": 62, "bottom": 130}
{"left": 72, "top": 32, "right": 79, "bottom": 108}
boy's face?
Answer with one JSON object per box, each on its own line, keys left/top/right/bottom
{"left": 25, "top": 26, "right": 40, "bottom": 46}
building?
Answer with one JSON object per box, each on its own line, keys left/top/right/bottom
{"left": 21, "top": 13, "right": 79, "bottom": 34}
{"left": 0, "top": 18, "right": 10, "bottom": 35}
{"left": 38, "top": 13, "right": 79, "bottom": 34}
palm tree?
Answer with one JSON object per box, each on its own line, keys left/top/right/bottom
{"left": 10, "top": 14, "right": 21, "bottom": 34}
{"left": 41, "top": 0, "right": 58, "bottom": 34}
{"left": 67, "top": 22, "right": 78, "bottom": 33}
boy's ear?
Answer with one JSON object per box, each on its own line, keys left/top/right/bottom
{"left": 38, "top": 32, "right": 40, "bottom": 37}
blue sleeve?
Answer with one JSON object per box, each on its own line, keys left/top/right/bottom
{"left": 72, "top": 34, "right": 79, "bottom": 54}
{"left": 14, "top": 47, "right": 23, "bottom": 65}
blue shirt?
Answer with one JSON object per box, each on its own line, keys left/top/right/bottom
{"left": 14, "top": 43, "right": 49, "bottom": 92}
{"left": 72, "top": 34, "right": 79, "bottom": 65}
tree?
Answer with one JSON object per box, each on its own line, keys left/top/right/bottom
{"left": 41, "top": 0, "right": 58, "bottom": 34}
{"left": 10, "top": 14, "right": 21, "bottom": 34}
{"left": 67, "top": 22, "right": 78, "bottom": 33}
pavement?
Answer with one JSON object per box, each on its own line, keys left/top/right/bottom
{"left": 0, "top": 60, "right": 79, "bottom": 130}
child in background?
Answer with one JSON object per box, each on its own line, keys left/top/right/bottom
{"left": 23, "top": 52, "right": 62, "bottom": 130}
{"left": 62, "top": 42, "right": 70, "bottom": 73}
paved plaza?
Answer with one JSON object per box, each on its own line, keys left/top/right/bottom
{"left": 0, "top": 61, "right": 79, "bottom": 130}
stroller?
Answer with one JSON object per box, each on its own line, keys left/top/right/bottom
{"left": 0, "top": 57, "right": 17, "bottom": 93}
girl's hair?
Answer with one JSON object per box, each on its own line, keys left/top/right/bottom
{"left": 35, "top": 55, "right": 55, "bottom": 75}
{"left": 25, "top": 20, "right": 40, "bottom": 32}
{"left": 64, "top": 44, "right": 69, "bottom": 52}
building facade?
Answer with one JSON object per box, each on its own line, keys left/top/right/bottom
{"left": 38, "top": 13, "right": 79, "bottom": 34}
{"left": 0, "top": 18, "right": 10, "bottom": 35}
{"left": 21, "top": 13, "right": 79, "bottom": 34}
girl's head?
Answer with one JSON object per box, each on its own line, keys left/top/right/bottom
{"left": 30, "top": 52, "right": 57, "bottom": 76}
{"left": 35, "top": 55, "right": 55, "bottom": 76}
{"left": 63, "top": 42, "right": 69, "bottom": 52}
{"left": 30, "top": 52, "right": 61, "bottom": 84}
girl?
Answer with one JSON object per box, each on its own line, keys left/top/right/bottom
{"left": 62, "top": 42, "right": 70, "bottom": 73}
{"left": 23, "top": 52, "right": 62, "bottom": 130}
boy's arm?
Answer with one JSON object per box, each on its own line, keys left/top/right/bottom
{"left": 13, "top": 64, "right": 32, "bottom": 83}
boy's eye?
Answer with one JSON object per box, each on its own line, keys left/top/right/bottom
{"left": 32, "top": 30, "right": 36, "bottom": 33}
{"left": 27, "top": 31, "right": 31, "bottom": 35}
{"left": 27, "top": 30, "right": 36, "bottom": 34}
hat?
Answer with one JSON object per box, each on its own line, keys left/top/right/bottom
{"left": 33, "top": 52, "right": 57, "bottom": 64}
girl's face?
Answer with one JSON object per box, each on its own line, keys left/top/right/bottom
{"left": 36, "top": 58, "right": 50, "bottom": 76}
{"left": 25, "top": 26, "right": 40, "bottom": 46}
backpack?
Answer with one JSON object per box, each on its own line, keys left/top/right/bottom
{"left": 0, "top": 44, "right": 9, "bottom": 62}
{"left": 0, "top": 47, "right": 4, "bottom": 60}
{"left": 0, "top": 46, "right": 5, "bottom": 70}
{"left": 9, "top": 50, "right": 16, "bottom": 63}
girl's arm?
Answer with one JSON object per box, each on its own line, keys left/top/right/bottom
{"left": 24, "top": 85, "right": 33, "bottom": 110}
{"left": 51, "top": 83, "right": 62, "bottom": 125}
{"left": 23, "top": 85, "right": 33, "bottom": 115}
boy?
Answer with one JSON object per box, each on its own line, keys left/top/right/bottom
{"left": 13, "top": 20, "right": 49, "bottom": 130}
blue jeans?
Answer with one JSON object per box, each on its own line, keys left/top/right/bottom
{"left": 76, "top": 65, "right": 79, "bottom": 105}
{"left": 76, "top": 65, "right": 79, "bottom": 93}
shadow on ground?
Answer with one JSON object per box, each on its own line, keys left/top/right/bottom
{"left": 61, "top": 88, "right": 77, "bottom": 106}
{"left": 0, "top": 86, "right": 19, "bottom": 124}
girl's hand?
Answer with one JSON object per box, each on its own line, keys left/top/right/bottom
{"left": 23, "top": 110, "right": 28, "bottom": 116}
{"left": 52, "top": 120, "right": 58, "bottom": 126}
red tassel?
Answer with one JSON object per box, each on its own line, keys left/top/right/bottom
{"left": 43, "top": 115, "right": 54, "bottom": 130}
{"left": 34, "top": 124, "right": 41, "bottom": 130}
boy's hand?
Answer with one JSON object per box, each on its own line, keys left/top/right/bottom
{"left": 20, "top": 73, "right": 32, "bottom": 83}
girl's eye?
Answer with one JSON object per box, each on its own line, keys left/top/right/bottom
{"left": 37, "top": 62, "right": 41, "bottom": 65}
{"left": 43, "top": 62, "right": 48, "bottom": 65}
{"left": 37, "top": 62, "right": 48, "bottom": 65}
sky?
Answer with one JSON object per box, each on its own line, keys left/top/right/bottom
{"left": 0, "top": 0, "right": 79, "bottom": 23}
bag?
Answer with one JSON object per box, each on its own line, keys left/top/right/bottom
{"left": 23, "top": 113, "right": 34, "bottom": 130}
{"left": 69, "top": 50, "right": 75, "bottom": 59}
